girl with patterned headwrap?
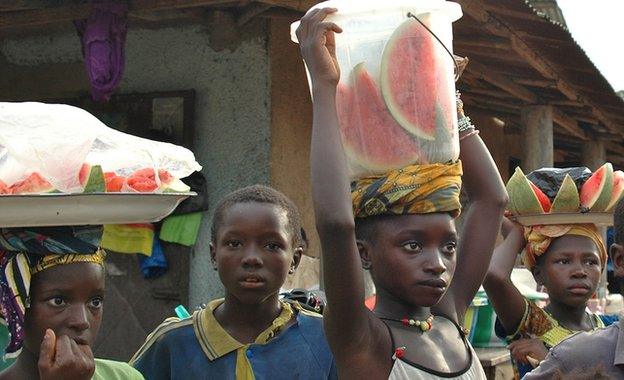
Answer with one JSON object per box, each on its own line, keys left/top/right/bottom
{"left": 297, "top": 8, "right": 508, "bottom": 380}
{"left": 0, "top": 226, "right": 143, "bottom": 380}
{"left": 484, "top": 216, "right": 618, "bottom": 379}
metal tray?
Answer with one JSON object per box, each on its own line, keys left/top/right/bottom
{"left": 0, "top": 193, "right": 194, "bottom": 227}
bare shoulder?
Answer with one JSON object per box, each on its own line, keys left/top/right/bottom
{"left": 326, "top": 310, "right": 394, "bottom": 378}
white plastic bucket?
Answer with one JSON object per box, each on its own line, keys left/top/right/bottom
{"left": 291, "top": 0, "right": 463, "bottom": 180}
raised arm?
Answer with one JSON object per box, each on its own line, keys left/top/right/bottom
{"left": 482, "top": 218, "right": 528, "bottom": 333}
{"left": 434, "top": 108, "right": 508, "bottom": 319}
{"left": 296, "top": 9, "right": 371, "bottom": 354}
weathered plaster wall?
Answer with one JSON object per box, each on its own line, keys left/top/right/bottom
{"left": 0, "top": 20, "right": 272, "bottom": 308}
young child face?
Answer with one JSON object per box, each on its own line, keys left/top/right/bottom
{"left": 23, "top": 262, "right": 105, "bottom": 355}
{"left": 212, "top": 202, "right": 299, "bottom": 305}
{"left": 365, "top": 213, "right": 457, "bottom": 307}
{"left": 534, "top": 235, "right": 602, "bottom": 307}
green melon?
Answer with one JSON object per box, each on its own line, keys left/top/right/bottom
{"left": 506, "top": 167, "right": 544, "bottom": 215}
{"left": 550, "top": 174, "right": 580, "bottom": 213}
{"left": 79, "top": 164, "right": 105, "bottom": 193}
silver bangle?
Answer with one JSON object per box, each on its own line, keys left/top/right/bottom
{"left": 458, "top": 115, "right": 475, "bottom": 133}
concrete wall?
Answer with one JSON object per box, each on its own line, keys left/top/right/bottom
{"left": 0, "top": 20, "right": 273, "bottom": 308}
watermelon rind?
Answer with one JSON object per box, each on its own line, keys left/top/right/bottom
{"left": 380, "top": 18, "right": 436, "bottom": 141}
{"left": 506, "top": 167, "right": 543, "bottom": 215}
{"left": 339, "top": 63, "right": 421, "bottom": 175}
{"left": 83, "top": 165, "right": 106, "bottom": 193}
{"left": 606, "top": 170, "right": 624, "bottom": 212}
{"left": 162, "top": 178, "right": 191, "bottom": 193}
{"left": 550, "top": 174, "right": 580, "bottom": 213}
{"left": 580, "top": 163, "right": 613, "bottom": 212}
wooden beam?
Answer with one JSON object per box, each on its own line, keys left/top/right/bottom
{"left": 453, "top": 35, "right": 510, "bottom": 50}
{"left": 510, "top": 35, "right": 621, "bottom": 135}
{"left": 607, "top": 141, "right": 624, "bottom": 156}
{"left": 551, "top": 107, "right": 588, "bottom": 141}
{"left": 236, "top": 2, "right": 272, "bottom": 25}
{"left": 254, "top": 0, "right": 316, "bottom": 12}
{"left": 0, "top": 1, "right": 50, "bottom": 10}
{"left": 566, "top": 113, "right": 599, "bottom": 125}
{"left": 0, "top": 0, "right": 307, "bottom": 30}
{"left": 257, "top": 7, "right": 302, "bottom": 19}
{"left": 129, "top": 0, "right": 239, "bottom": 11}
{"left": 484, "top": 4, "right": 544, "bottom": 21}
{"left": 464, "top": 87, "right": 510, "bottom": 99}
{"left": 456, "top": 0, "right": 623, "bottom": 136}
{"left": 462, "top": 95, "right": 523, "bottom": 113}
{"left": 513, "top": 77, "right": 557, "bottom": 88}
{"left": 0, "top": 3, "right": 90, "bottom": 29}
{"left": 549, "top": 99, "right": 585, "bottom": 107}
{"left": 467, "top": 60, "right": 537, "bottom": 103}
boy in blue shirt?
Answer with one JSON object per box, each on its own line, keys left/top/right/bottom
{"left": 131, "top": 185, "right": 337, "bottom": 379}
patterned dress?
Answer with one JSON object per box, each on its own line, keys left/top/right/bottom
{"left": 495, "top": 298, "right": 619, "bottom": 379}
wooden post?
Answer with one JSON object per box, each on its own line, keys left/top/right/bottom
{"left": 521, "top": 105, "right": 553, "bottom": 171}
{"left": 581, "top": 135, "right": 608, "bottom": 313}
{"left": 582, "top": 137, "right": 606, "bottom": 171}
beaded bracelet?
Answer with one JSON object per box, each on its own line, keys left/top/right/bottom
{"left": 459, "top": 129, "right": 479, "bottom": 141}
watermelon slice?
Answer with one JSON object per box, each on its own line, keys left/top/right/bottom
{"left": 550, "top": 174, "right": 580, "bottom": 213}
{"left": 580, "top": 163, "right": 614, "bottom": 212}
{"left": 506, "top": 167, "right": 544, "bottom": 215}
{"left": 380, "top": 16, "right": 455, "bottom": 141}
{"left": 104, "top": 172, "right": 126, "bottom": 192}
{"left": 606, "top": 170, "right": 624, "bottom": 212}
{"left": 529, "top": 182, "right": 551, "bottom": 213}
{"left": 9, "top": 172, "right": 56, "bottom": 194}
{"left": 0, "top": 180, "right": 10, "bottom": 195}
{"left": 162, "top": 178, "right": 191, "bottom": 193}
{"left": 124, "top": 168, "right": 174, "bottom": 193}
{"left": 337, "top": 63, "right": 421, "bottom": 174}
{"left": 79, "top": 164, "right": 105, "bottom": 193}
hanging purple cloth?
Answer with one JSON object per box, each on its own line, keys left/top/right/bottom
{"left": 75, "top": 2, "right": 128, "bottom": 102}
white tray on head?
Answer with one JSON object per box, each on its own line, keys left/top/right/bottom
{"left": 0, "top": 193, "right": 195, "bottom": 228}
{"left": 511, "top": 212, "right": 613, "bottom": 227}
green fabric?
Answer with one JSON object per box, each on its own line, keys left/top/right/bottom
{"left": 93, "top": 358, "right": 145, "bottom": 380}
{"left": 0, "top": 324, "right": 15, "bottom": 370}
{"left": 159, "top": 212, "right": 202, "bottom": 246}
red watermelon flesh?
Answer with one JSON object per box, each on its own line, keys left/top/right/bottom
{"left": 580, "top": 163, "right": 614, "bottom": 212}
{"left": 337, "top": 64, "right": 421, "bottom": 175}
{"left": 104, "top": 172, "right": 125, "bottom": 192}
{"left": 124, "top": 168, "right": 173, "bottom": 193}
{"left": 0, "top": 180, "right": 10, "bottom": 195}
{"left": 529, "top": 182, "right": 552, "bottom": 213}
{"left": 380, "top": 16, "right": 456, "bottom": 141}
{"left": 9, "top": 172, "right": 55, "bottom": 194}
{"left": 606, "top": 170, "right": 624, "bottom": 211}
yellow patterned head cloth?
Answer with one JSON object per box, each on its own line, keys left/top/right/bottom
{"left": 351, "top": 161, "right": 463, "bottom": 218}
{"left": 31, "top": 248, "right": 106, "bottom": 275}
{"left": 522, "top": 224, "right": 607, "bottom": 270}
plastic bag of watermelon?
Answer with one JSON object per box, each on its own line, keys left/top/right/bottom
{"left": 0, "top": 102, "right": 201, "bottom": 194}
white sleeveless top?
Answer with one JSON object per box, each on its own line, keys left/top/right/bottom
{"left": 388, "top": 345, "right": 487, "bottom": 380}
{"left": 384, "top": 316, "right": 487, "bottom": 380}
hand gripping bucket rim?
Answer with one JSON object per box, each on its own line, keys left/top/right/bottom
{"left": 290, "top": 0, "right": 463, "bottom": 43}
